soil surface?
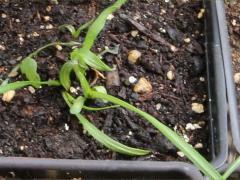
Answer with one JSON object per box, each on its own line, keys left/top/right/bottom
{"left": 0, "top": 0, "right": 209, "bottom": 161}
{"left": 225, "top": 1, "right": 240, "bottom": 107}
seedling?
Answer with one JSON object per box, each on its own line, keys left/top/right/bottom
{"left": 59, "top": 19, "right": 94, "bottom": 39}
{"left": 0, "top": 0, "right": 240, "bottom": 179}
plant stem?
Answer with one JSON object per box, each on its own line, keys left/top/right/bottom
{"left": 73, "top": 65, "right": 91, "bottom": 97}
{"left": 29, "top": 41, "right": 81, "bottom": 58}
{"left": 0, "top": 80, "right": 60, "bottom": 94}
{"left": 222, "top": 156, "right": 240, "bottom": 179}
{"left": 83, "top": 105, "right": 120, "bottom": 111}
{"left": 89, "top": 91, "right": 222, "bottom": 179}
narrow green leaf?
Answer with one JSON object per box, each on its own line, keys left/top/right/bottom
{"left": 74, "top": 48, "right": 112, "bottom": 71}
{"left": 70, "top": 96, "right": 85, "bottom": 115}
{"left": 0, "top": 80, "right": 60, "bottom": 94}
{"left": 59, "top": 61, "right": 74, "bottom": 90}
{"left": 83, "top": 104, "right": 120, "bottom": 111}
{"left": 222, "top": 156, "right": 240, "bottom": 179}
{"left": 89, "top": 91, "right": 222, "bottom": 179}
{"left": 77, "top": 113, "right": 150, "bottom": 156}
{"left": 83, "top": 0, "right": 127, "bottom": 49}
{"left": 73, "top": 64, "right": 91, "bottom": 97}
{"left": 74, "top": 19, "right": 94, "bottom": 38}
{"left": 61, "top": 91, "right": 150, "bottom": 156}
{"left": 70, "top": 49, "right": 89, "bottom": 70}
{"left": 20, "top": 57, "right": 41, "bottom": 88}
{"left": 59, "top": 24, "right": 76, "bottom": 37}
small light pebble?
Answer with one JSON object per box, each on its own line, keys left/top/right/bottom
{"left": 185, "top": 123, "right": 195, "bottom": 131}
{"left": 174, "top": 125, "right": 178, "bottom": 131}
{"left": 0, "top": 44, "right": 6, "bottom": 51}
{"left": 2, "top": 90, "right": 16, "bottom": 102}
{"left": 159, "top": 27, "right": 166, "bottom": 33}
{"left": 32, "top": 32, "right": 40, "bottom": 37}
{"left": 193, "top": 124, "right": 202, "bottom": 129}
{"left": 177, "top": 151, "right": 185, "bottom": 157}
{"left": 170, "top": 45, "right": 177, "bottom": 52}
{"left": 64, "top": 123, "right": 69, "bottom": 131}
{"left": 8, "top": 71, "right": 18, "bottom": 78}
{"left": 191, "top": 96, "right": 197, "bottom": 101}
{"left": 133, "top": 77, "right": 152, "bottom": 93}
{"left": 160, "top": 9, "right": 166, "bottom": 15}
{"left": 0, "top": 149, "right": 3, "bottom": 154}
{"left": 184, "top": 38, "right": 191, "bottom": 43}
{"left": 234, "top": 73, "right": 240, "bottom": 84}
{"left": 191, "top": 103, "right": 204, "bottom": 113}
{"left": 46, "top": 6, "right": 52, "bottom": 12}
{"left": 46, "top": 24, "right": 53, "bottom": 30}
{"left": 107, "top": 14, "right": 114, "bottom": 20}
{"left": 183, "top": 134, "right": 190, "bottom": 142}
{"left": 70, "top": 87, "right": 77, "bottom": 94}
{"left": 128, "top": 50, "right": 141, "bottom": 64}
{"left": 129, "top": 76, "right": 137, "bottom": 84}
{"left": 15, "top": 19, "right": 20, "bottom": 23}
{"left": 131, "top": 30, "right": 139, "bottom": 37}
{"left": 232, "top": 19, "right": 237, "bottom": 26}
{"left": 156, "top": 103, "right": 161, "bottom": 110}
{"left": 19, "top": 37, "right": 24, "bottom": 43}
{"left": 194, "top": 143, "right": 203, "bottom": 149}
{"left": 20, "top": 146, "right": 24, "bottom": 151}
{"left": 197, "top": 9, "right": 205, "bottom": 19}
{"left": 1, "top": 13, "right": 7, "bottom": 18}
{"left": 18, "top": 34, "right": 24, "bottom": 44}
{"left": 199, "top": 77, "right": 205, "bottom": 82}
{"left": 128, "top": 131, "right": 133, "bottom": 136}
{"left": 43, "top": 16, "right": 50, "bottom": 22}
{"left": 28, "top": 86, "right": 35, "bottom": 94}
{"left": 56, "top": 44, "right": 63, "bottom": 51}
{"left": 167, "top": 71, "right": 175, "bottom": 80}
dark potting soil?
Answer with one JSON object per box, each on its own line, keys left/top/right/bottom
{"left": 0, "top": 0, "right": 209, "bottom": 161}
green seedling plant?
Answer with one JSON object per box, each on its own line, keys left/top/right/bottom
{"left": 0, "top": 0, "right": 239, "bottom": 179}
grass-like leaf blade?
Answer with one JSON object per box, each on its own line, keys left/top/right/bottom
{"left": 62, "top": 91, "right": 150, "bottom": 156}
{"left": 73, "top": 64, "right": 91, "bottom": 97}
{"left": 223, "top": 156, "right": 240, "bottom": 179}
{"left": 59, "top": 20, "right": 93, "bottom": 39}
{"left": 70, "top": 96, "right": 85, "bottom": 115}
{"left": 59, "top": 61, "right": 74, "bottom": 90}
{"left": 59, "top": 24, "right": 76, "bottom": 38}
{"left": 83, "top": 0, "right": 127, "bottom": 49}
{"left": 77, "top": 113, "right": 150, "bottom": 156}
{"left": 75, "top": 48, "right": 112, "bottom": 71}
{"left": 0, "top": 80, "right": 60, "bottom": 94}
{"left": 70, "top": 49, "right": 89, "bottom": 70}
{"left": 89, "top": 91, "right": 222, "bottom": 179}
{"left": 20, "top": 57, "right": 41, "bottom": 88}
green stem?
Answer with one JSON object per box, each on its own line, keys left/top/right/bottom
{"left": 222, "top": 156, "right": 240, "bottom": 179}
{"left": 29, "top": 41, "right": 81, "bottom": 58}
{"left": 73, "top": 65, "right": 91, "bottom": 97}
{"left": 0, "top": 80, "right": 60, "bottom": 94}
{"left": 83, "top": 105, "right": 120, "bottom": 111}
{"left": 89, "top": 91, "right": 222, "bottom": 179}
{"left": 64, "top": 91, "right": 120, "bottom": 111}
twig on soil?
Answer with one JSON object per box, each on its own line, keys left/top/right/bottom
{"left": 119, "top": 14, "right": 178, "bottom": 51}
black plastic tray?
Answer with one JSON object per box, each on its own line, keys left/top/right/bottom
{"left": 221, "top": 0, "right": 240, "bottom": 155}
{"left": 0, "top": 0, "right": 229, "bottom": 179}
